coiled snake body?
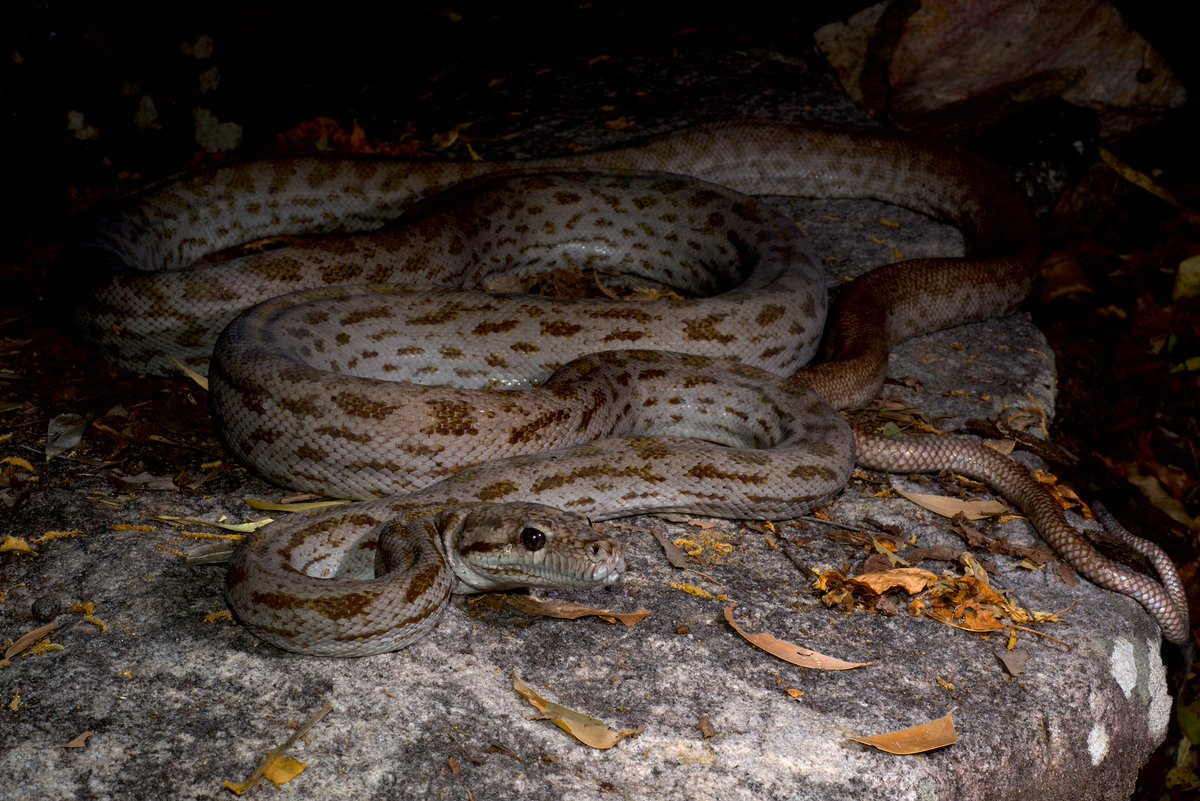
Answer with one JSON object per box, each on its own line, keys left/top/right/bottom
{"left": 72, "top": 122, "right": 1189, "bottom": 654}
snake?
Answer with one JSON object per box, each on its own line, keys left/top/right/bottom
{"left": 69, "top": 121, "right": 1190, "bottom": 654}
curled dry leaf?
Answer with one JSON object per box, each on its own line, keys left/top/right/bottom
{"left": 846, "top": 567, "right": 939, "bottom": 596}
{"left": 504, "top": 595, "right": 650, "bottom": 626}
{"left": 723, "top": 606, "right": 871, "bottom": 671}
{"left": 512, "top": 674, "right": 642, "bottom": 750}
{"left": 895, "top": 490, "right": 1008, "bottom": 520}
{"left": 848, "top": 712, "right": 958, "bottom": 754}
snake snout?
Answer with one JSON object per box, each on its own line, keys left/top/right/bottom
{"left": 587, "top": 538, "right": 626, "bottom": 585}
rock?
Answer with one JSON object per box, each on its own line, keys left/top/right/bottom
{"left": 815, "top": 0, "right": 1187, "bottom": 138}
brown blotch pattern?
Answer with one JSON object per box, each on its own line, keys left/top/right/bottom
{"left": 422, "top": 399, "right": 480, "bottom": 436}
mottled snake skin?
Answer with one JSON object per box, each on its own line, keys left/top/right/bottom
{"left": 72, "top": 122, "right": 1189, "bottom": 653}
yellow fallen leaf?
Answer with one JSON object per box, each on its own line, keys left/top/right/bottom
{"left": 225, "top": 753, "right": 307, "bottom": 795}
{"left": 70, "top": 602, "right": 108, "bottom": 633}
{"left": 669, "top": 581, "right": 715, "bottom": 599}
{"left": 848, "top": 712, "right": 958, "bottom": 754}
{"left": 895, "top": 490, "right": 1008, "bottom": 520}
{"left": 723, "top": 606, "right": 871, "bottom": 671}
{"left": 0, "top": 456, "right": 35, "bottom": 472}
{"left": 512, "top": 674, "right": 642, "bottom": 749}
{"left": 504, "top": 596, "right": 650, "bottom": 627}
{"left": 0, "top": 536, "right": 36, "bottom": 555}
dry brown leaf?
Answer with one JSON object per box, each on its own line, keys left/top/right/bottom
{"left": 895, "top": 489, "right": 1008, "bottom": 520}
{"left": 995, "top": 648, "right": 1029, "bottom": 676}
{"left": 648, "top": 528, "right": 691, "bottom": 568}
{"left": 723, "top": 606, "right": 871, "bottom": 671}
{"left": 512, "top": 674, "right": 642, "bottom": 749}
{"left": 846, "top": 567, "right": 939, "bottom": 596}
{"left": 56, "top": 731, "right": 95, "bottom": 749}
{"left": 848, "top": 712, "right": 958, "bottom": 754}
{"left": 5, "top": 621, "right": 59, "bottom": 660}
{"left": 504, "top": 596, "right": 650, "bottom": 627}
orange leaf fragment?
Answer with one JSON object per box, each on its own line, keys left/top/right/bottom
{"left": 848, "top": 712, "right": 958, "bottom": 754}
{"left": 225, "top": 753, "right": 307, "bottom": 795}
{"left": 723, "top": 606, "right": 871, "bottom": 671}
{"left": 504, "top": 596, "right": 650, "bottom": 627}
{"left": 846, "top": 567, "right": 939, "bottom": 596}
{"left": 512, "top": 675, "right": 642, "bottom": 750}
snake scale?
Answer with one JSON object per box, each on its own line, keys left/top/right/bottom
{"left": 71, "top": 121, "right": 1189, "bottom": 654}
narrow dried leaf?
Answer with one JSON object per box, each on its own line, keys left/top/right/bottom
{"left": 170, "top": 357, "right": 209, "bottom": 390}
{"left": 512, "top": 674, "right": 642, "bottom": 749}
{"left": 895, "top": 490, "right": 1008, "bottom": 520}
{"left": 847, "top": 567, "right": 939, "bottom": 596}
{"left": 723, "top": 606, "right": 870, "bottom": 671}
{"left": 185, "top": 541, "right": 240, "bottom": 565}
{"left": 154, "top": 514, "right": 273, "bottom": 533}
{"left": 243, "top": 497, "right": 350, "bottom": 512}
{"left": 5, "top": 621, "right": 59, "bottom": 660}
{"left": 848, "top": 712, "right": 958, "bottom": 754}
{"left": 1098, "top": 146, "right": 1183, "bottom": 207}
{"left": 504, "top": 596, "right": 650, "bottom": 627}
{"left": 107, "top": 472, "right": 177, "bottom": 491}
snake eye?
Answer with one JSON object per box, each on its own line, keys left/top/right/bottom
{"left": 520, "top": 527, "right": 546, "bottom": 552}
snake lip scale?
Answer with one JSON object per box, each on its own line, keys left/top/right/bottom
{"left": 71, "top": 121, "right": 1190, "bottom": 654}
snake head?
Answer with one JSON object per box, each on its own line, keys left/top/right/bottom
{"left": 443, "top": 502, "right": 625, "bottom": 594}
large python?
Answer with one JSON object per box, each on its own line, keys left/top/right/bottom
{"left": 70, "top": 122, "right": 1189, "bottom": 654}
